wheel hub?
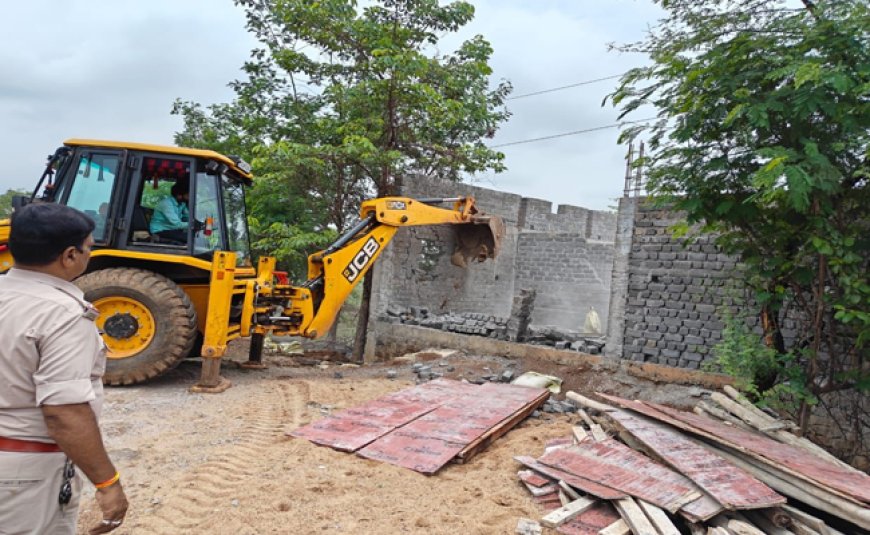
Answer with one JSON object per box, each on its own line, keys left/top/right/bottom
{"left": 92, "top": 296, "right": 156, "bottom": 359}
{"left": 103, "top": 313, "right": 140, "bottom": 339}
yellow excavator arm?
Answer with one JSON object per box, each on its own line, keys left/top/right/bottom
{"left": 251, "top": 196, "right": 503, "bottom": 339}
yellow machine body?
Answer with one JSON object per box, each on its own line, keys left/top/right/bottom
{"left": 0, "top": 140, "right": 502, "bottom": 390}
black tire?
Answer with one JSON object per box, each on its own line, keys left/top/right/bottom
{"left": 75, "top": 268, "right": 197, "bottom": 386}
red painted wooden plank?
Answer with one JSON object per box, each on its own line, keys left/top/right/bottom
{"left": 357, "top": 380, "right": 548, "bottom": 474}
{"left": 556, "top": 502, "right": 621, "bottom": 535}
{"left": 290, "top": 379, "right": 480, "bottom": 451}
{"left": 289, "top": 417, "right": 397, "bottom": 452}
{"left": 598, "top": 393, "right": 870, "bottom": 505}
{"left": 290, "top": 397, "right": 436, "bottom": 451}
{"left": 355, "top": 430, "right": 463, "bottom": 474}
{"left": 535, "top": 491, "right": 563, "bottom": 506}
{"left": 513, "top": 456, "right": 627, "bottom": 500}
{"left": 680, "top": 494, "right": 725, "bottom": 523}
{"left": 295, "top": 379, "right": 547, "bottom": 474}
{"left": 609, "top": 409, "right": 784, "bottom": 510}
{"left": 538, "top": 441, "right": 700, "bottom": 512}
{"left": 519, "top": 469, "right": 552, "bottom": 488}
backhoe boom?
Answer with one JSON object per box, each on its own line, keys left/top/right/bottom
{"left": 252, "top": 196, "right": 502, "bottom": 339}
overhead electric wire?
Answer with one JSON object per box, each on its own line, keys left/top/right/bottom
{"left": 507, "top": 74, "right": 624, "bottom": 100}
{"left": 489, "top": 117, "right": 657, "bottom": 148}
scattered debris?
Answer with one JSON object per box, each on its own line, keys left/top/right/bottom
{"left": 290, "top": 378, "right": 549, "bottom": 474}
{"left": 262, "top": 337, "right": 303, "bottom": 355}
{"left": 514, "top": 388, "right": 869, "bottom": 534}
{"left": 512, "top": 371, "right": 563, "bottom": 393}
{"left": 382, "top": 305, "right": 606, "bottom": 353}
{"left": 516, "top": 518, "right": 543, "bottom": 535}
{"left": 392, "top": 347, "right": 465, "bottom": 363}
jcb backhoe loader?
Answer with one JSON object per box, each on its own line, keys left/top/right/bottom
{"left": 0, "top": 140, "right": 503, "bottom": 392}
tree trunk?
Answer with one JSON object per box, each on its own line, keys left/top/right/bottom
{"left": 352, "top": 272, "right": 373, "bottom": 363}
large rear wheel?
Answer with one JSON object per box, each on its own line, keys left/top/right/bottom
{"left": 75, "top": 268, "right": 198, "bottom": 385}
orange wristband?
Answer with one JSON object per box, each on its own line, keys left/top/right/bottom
{"left": 94, "top": 471, "right": 120, "bottom": 489}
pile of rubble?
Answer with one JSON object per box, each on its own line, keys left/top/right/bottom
{"left": 383, "top": 304, "right": 510, "bottom": 338}
{"left": 514, "top": 387, "right": 868, "bottom": 534}
{"left": 382, "top": 304, "right": 606, "bottom": 354}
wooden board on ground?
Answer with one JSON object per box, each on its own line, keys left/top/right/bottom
{"left": 296, "top": 379, "right": 548, "bottom": 474}
{"left": 514, "top": 455, "right": 627, "bottom": 500}
{"left": 555, "top": 502, "right": 622, "bottom": 535}
{"left": 289, "top": 378, "right": 475, "bottom": 450}
{"left": 680, "top": 493, "right": 726, "bottom": 523}
{"left": 541, "top": 497, "right": 597, "bottom": 528}
{"left": 455, "top": 384, "right": 549, "bottom": 462}
{"left": 538, "top": 440, "right": 700, "bottom": 512}
{"left": 598, "top": 519, "right": 630, "bottom": 535}
{"left": 637, "top": 499, "right": 681, "bottom": 535}
{"left": 597, "top": 393, "right": 870, "bottom": 506}
{"left": 519, "top": 469, "right": 552, "bottom": 488}
{"left": 612, "top": 497, "right": 657, "bottom": 535}
{"left": 607, "top": 409, "right": 784, "bottom": 510}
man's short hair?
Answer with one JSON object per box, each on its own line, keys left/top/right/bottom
{"left": 170, "top": 181, "right": 189, "bottom": 197}
{"left": 9, "top": 204, "right": 95, "bottom": 266}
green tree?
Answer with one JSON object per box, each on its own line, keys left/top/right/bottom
{"left": 173, "top": 0, "right": 511, "bottom": 356}
{"left": 611, "top": 0, "right": 869, "bottom": 429}
{"left": 0, "top": 189, "right": 29, "bottom": 218}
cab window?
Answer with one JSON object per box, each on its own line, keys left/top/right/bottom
{"left": 65, "top": 152, "right": 119, "bottom": 242}
{"left": 128, "top": 156, "right": 192, "bottom": 249}
{"left": 193, "top": 172, "right": 224, "bottom": 257}
{"left": 222, "top": 176, "right": 251, "bottom": 267}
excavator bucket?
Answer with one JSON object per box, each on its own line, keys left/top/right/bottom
{"left": 450, "top": 214, "right": 505, "bottom": 268}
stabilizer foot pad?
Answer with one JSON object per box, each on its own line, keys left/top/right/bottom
{"left": 190, "top": 376, "right": 232, "bottom": 394}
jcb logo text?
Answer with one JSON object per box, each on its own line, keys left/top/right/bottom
{"left": 342, "top": 237, "right": 380, "bottom": 282}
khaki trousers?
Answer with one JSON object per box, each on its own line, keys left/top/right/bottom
{"left": 0, "top": 451, "right": 82, "bottom": 535}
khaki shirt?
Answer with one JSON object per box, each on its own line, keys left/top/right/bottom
{"left": 0, "top": 268, "right": 105, "bottom": 442}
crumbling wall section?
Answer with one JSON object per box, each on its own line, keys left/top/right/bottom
{"left": 368, "top": 179, "right": 522, "bottom": 320}
{"left": 514, "top": 233, "right": 613, "bottom": 330}
{"left": 367, "top": 178, "right": 617, "bottom": 338}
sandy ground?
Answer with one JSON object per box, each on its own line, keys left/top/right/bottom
{"left": 75, "top": 343, "right": 712, "bottom": 535}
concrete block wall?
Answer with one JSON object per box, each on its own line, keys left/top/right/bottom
{"left": 367, "top": 177, "right": 617, "bottom": 344}
{"left": 515, "top": 234, "right": 613, "bottom": 330}
{"left": 368, "top": 179, "right": 522, "bottom": 320}
{"left": 618, "top": 201, "right": 740, "bottom": 369}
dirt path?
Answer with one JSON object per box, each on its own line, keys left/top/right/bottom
{"left": 76, "top": 346, "right": 712, "bottom": 534}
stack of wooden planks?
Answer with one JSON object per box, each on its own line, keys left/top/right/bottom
{"left": 290, "top": 378, "right": 549, "bottom": 474}
{"left": 514, "top": 388, "right": 869, "bottom": 534}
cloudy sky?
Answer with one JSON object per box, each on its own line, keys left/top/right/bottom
{"left": 1, "top": 0, "right": 664, "bottom": 211}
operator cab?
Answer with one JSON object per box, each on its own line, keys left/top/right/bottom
{"left": 30, "top": 139, "right": 253, "bottom": 267}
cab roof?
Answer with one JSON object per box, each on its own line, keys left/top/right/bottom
{"left": 64, "top": 138, "right": 253, "bottom": 183}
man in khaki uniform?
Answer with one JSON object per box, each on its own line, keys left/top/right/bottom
{"left": 0, "top": 203, "right": 128, "bottom": 534}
